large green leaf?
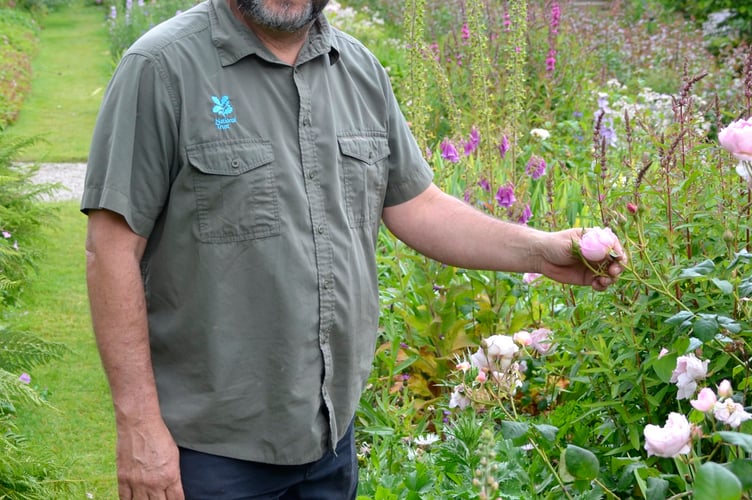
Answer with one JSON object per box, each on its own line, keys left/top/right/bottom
{"left": 694, "top": 462, "right": 742, "bottom": 500}
{"left": 560, "top": 445, "right": 599, "bottom": 481}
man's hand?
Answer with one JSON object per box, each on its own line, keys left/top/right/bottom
{"left": 116, "top": 418, "right": 184, "bottom": 500}
{"left": 538, "top": 228, "right": 625, "bottom": 291}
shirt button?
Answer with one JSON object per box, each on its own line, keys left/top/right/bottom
{"left": 231, "top": 159, "right": 240, "bottom": 168}
{"left": 317, "top": 225, "right": 325, "bottom": 234}
{"left": 308, "top": 170, "right": 315, "bottom": 180}
{"left": 323, "top": 280, "right": 332, "bottom": 289}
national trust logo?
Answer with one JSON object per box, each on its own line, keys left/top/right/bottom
{"left": 211, "top": 95, "right": 237, "bottom": 130}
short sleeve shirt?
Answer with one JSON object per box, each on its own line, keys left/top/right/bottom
{"left": 81, "top": 0, "right": 433, "bottom": 464}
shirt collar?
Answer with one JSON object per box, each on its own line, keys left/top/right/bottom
{"left": 209, "top": 0, "right": 340, "bottom": 66}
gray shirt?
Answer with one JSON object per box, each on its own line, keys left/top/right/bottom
{"left": 82, "top": 0, "right": 432, "bottom": 464}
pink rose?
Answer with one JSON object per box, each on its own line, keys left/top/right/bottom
{"left": 579, "top": 227, "right": 620, "bottom": 261}
{"left": 690, "top": 387, "right": 717, "bottom": 412}
{"left": 644, "top": 412, "right": 692, "bottom": 458}
{"left": 718, "top": 118, "right": 752, "bottom": 162}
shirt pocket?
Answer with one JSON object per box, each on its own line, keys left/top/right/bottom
{"left": 187, "top": 139, "right": 280, "bottom": 243}
{"left": 338, "top": 133, "right": 390, "bottom": 229}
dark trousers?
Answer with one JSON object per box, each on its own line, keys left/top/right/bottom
{"left": 179, "top": 422, "right": 358, "bottom": 500}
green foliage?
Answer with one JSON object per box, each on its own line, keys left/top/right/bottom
{"left": 0, "top": 8, "right": 38, "bottom": 129}
{"left": 0, "top": 129, "right": 70, "bottom": 498}
{"left": 356, "top": 0, "right": 752, "bottom": 498}
{"left": 106, "top": 0, "right": 201, "bottom": 61}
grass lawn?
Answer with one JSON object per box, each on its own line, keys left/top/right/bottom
{"left": 7, "top": 1, "right": 112, "bottom": 162}
{"left": 11, "top": 202, "right": 117, "bottom": 499}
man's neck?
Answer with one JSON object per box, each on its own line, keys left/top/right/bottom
{"left": 229, "top": 0, "right": 312, "bottom": 65}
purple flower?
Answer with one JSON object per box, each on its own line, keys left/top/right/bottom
{"left": 518, "top": 204, "right": 533, "bottom": 224}
{"left": 463, "top": 127, "right": 480, "bottom": 155}
{"left": 440, "top": 139, "right": 460, "bottom": 163}
{"left": 461, "top": 23, "right": 470, "bottom": 40}
{"left": 497, "top": 134, "right": 509, "bottom": 158}
{"left": 109, "top": 5, "right": 117, "bottom": 19}
{"left": 477, "top": 177, "right": 491, "bottom": 192}
{"left": 545, "top": 49, "right": 556, "bottom": 73}
{"left": 19, "top": 373, "right": 31, "bottom": 384}
{"left": 2, "top": 230, "right": 10, "bottom": 239}
{"left": 463, "top": 190, "right": 471, "bottom": 202}
{"left": 550, "top": 2, "right": 561, "bottom": 34}
{"left": 525, "top": 155, "right": 547, "bottom": 180}
{"left": 503, "top": 12, "right": 511, "bottom": 30}
{"left": 495, "top": 183, "right": 516, "bottom": 208}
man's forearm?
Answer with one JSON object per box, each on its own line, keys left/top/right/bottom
{"left": 383, "top": 184, "right": 548, "bottom": 273}
{"left": 85, "top": 210, "right": 162, "bottom": 424}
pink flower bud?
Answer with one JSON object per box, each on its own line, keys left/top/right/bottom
{"left": 627, "top": 202, "right": 638, "bottom": 214}
{"left": 658, "top": 347, "right": 669, "bottom": 358}
{"left": 513, "top": 331, "right": 532, "bottom": 346}
{"left": 717, "top": 379, "right": 733, "bottom": 398}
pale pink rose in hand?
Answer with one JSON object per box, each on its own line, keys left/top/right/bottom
{"left": 579, "top": 227, "right": 620, "bottom": 261}
{"left": 713, "top": 398, "right": 752, "bottom": 428}
{"left": 690, "top": 387, "right": 717, "bottom": 412}
{"left": 718, "top": 118, "right": 752, "bottom": 162}
{"left": 644, "top": 412, "right": 692, "bottom": 458}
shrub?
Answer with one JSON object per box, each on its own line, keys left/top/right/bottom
{"left": 0, "top": 8, "right": 38, "bottom": 129}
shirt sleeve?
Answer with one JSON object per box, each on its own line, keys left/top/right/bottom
{"left": 380, "top": 67, "right": 434, "bottom": 207}
{"left": 81, "top": 51, "right": 178, "bottom": 238}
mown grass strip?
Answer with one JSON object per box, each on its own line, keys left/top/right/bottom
{"left": 7, "top": 0, "right": 112, "bottom": 162}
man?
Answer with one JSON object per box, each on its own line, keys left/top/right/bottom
{"left": 82, "top": 0, "right": 624, "bottom": 498}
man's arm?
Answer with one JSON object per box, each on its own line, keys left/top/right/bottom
{"left": 85, "top": 209, "right": 184, "bottom": 500}
{"left": 382, "top": 184, "right": 623, "bottom": 291}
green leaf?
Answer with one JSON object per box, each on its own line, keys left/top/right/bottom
{"left": 694, "top": 462, "right": 742, "bottom": 500}
{"left": 561, "top": 444, "right": 599, "bottom": 481}
{"left": 712, "top": 278, "right": 733, "bottom": 294}
{"left": 678, "top": 259, "right": 715, "bottom": 278}
{"left": 653, "top": 352, "right": 678, "bottom": 383}
{"left": 727, "top": 249, "right": 752, "bottom": 269}
{"left": 665, "top": 311, "right": 694, "bottom": 325}
{"left": 533, "top": 423, "right": 559, "bottom": 441}
{"left": 714, "top": 431, "right": 752, "bottom": 453}
{"left": 740, "top": 277, "right": 752, "bottom": 297}
{"left": 727, "top": 460, "right": 752, "bottom": 491}
{"left": 500, "top": 420, "right": 530, "bottom": 440}
{"left": 646, "top": 477, "right": 670, "bottom": 500}
{"left": 693, "top": 316, "right": 719, "bottom": 342}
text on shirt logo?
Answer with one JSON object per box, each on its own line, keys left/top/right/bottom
{"left": 211, "top": 95, "right": 237, "bottom": 130}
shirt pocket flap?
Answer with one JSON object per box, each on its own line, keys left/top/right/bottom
{"left": 187, "top": 139, "right": 274, "bottom": 176}
{"left": 338, "top": 135, "right": 390, "bottom": 164}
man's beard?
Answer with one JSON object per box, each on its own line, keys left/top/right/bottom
{"left": 236, "top": 0, "right": 329, "bottom": 32}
